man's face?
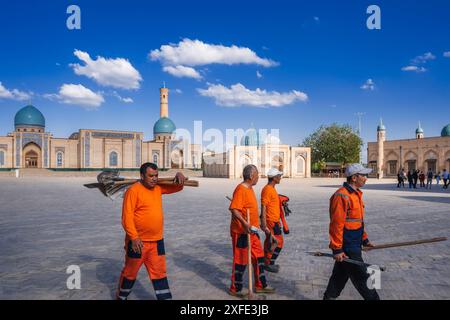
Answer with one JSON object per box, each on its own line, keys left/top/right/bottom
{"left": 141, "top": 167, "right": 158, "bottom": 188}
{"left": 250, "top": 169, "right": 259, "bottom": 186}
{"left": 353, "top": 173, "right": 368, "bottom": 188}
{"left": 273, "top": 175, "right": 282, "bottom": 184}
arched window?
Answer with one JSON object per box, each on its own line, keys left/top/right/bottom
{"left": 296, "top": 157, "right": 305, "bottom": 175}
{"left": 109, "top": 151, "right": 118, "bottom": 167}
{"left": 153, "top": 154, "right": 158, "bottom": 165}
{"left": 0, "top": 151, "right": 4, "bottom": 167}
{"left": 56, "top": 152, "right": 63, "bottom": 167}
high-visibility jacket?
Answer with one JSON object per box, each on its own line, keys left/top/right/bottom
{"left": 329, "top": 183, "right": 369, "bottom": 254}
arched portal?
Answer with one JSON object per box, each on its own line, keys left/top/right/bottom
{"left": 23, "top": 143, "right": 41, "bottom": 168}
{"left": 295, "top": 156, "right": 306, "bottom": 177}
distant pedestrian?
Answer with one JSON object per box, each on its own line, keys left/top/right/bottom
{"left": 407, "top": 171, "right": 413, "bottom": 189}
{"left": 399, "top": 169, "right": 406, "bottom": 188}
{"left": 426, "top": 169, "right": 433, "bottom": 189}
{"left": 397, "top": 171, "right": 403, "bottom": 188}
{"left": 412, "top": 170, "right": 419, "bottom": 189}
{"left": 443, "top": 169, "right": 449, "bottom": 189}
{"left": 419, "top": 171, "right": 426, "bottom": 188}
{"left": 435, "top": 172, "right": 441, "bottom": 186}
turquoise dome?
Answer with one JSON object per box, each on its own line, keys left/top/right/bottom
{"left": 441, "top": 124, "right": 450, "bottom": 137}
{"left": 153, "top": 117, "right": 176, "bottom": 134}
{"left": 14, "top": 105, "right": 45, "bottom": 128}
{"left": 241, "top": 128, "right": 260, "bottom": 146}
{"left": 416, "top": 122, "right": 424, "bottom": 134}
{"left": 377, "top": 118, "right": 386, "bottom": 131}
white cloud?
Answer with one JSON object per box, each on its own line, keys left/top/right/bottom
{"left": 314, "top": 16, "right": 320, "bottom": 22}
{"left": 402, "top": 66, "right": 427, "bottom": 73}
{"left": 360, "top": 79, "right": 375, "bottom": 91}
{"left": 444, "top": 51, "right": 450, "bottom": 58}
{"left": 150, "top": 39, "right": 278, "bottom": 68}
{"left": 0, "top": 82, "right": 32, "bottom": 101}
{"left": 45, "top": 84, "right": 104, "bottom": 109}
{"left": 174, "top": 89, "right": 183, "bottom": 94}
{"left": 162, "top": 65, "right": 202, "bottom": 79}
{"left": 197, "top": 83, "right": 308, "bottom": 108}
{"left": 70, "top": 50, "right": 142, "bottom": 90}
{"left": 112, "top": 91, "right": 133, "bottom": 103}
{"left": 122, "top": 97, "right": 134, "bottom": 103}
{"left": 256, "top": 70, "right": 263, "bottom": 79}
{"left": 411, "top": 52, "right": 436, "bottom": 65}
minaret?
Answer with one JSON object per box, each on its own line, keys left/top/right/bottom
{"left": 160, "top": 84, "right": 169, "bottom": 118}
{"left": 416, "top": 121, "right": 424, "bottom": 139}
{"left": 377, "top": 118, "right": 386, "bottom": 179}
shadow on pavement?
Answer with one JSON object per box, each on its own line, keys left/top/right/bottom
{"left": 77, "top": 255, "right": 155, "bottom": 300}
{"left": 396, "top": 196, "right": 450, "bottom": 204}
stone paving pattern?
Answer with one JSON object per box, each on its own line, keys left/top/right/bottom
{"left": 0, "top": 176, "right": 449, "bottom": 300}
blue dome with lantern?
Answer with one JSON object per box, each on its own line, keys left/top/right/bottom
{"left": 14, "top": 105, "right": 45, "bottom": 129}
{"left": 377, "top": 118, "right": 386, "bottom": 131}
{"left": 416, "top": 123, "right": 424, "bottom": 134}
{"left": 153, "top": 117, "right": 176, "bottom": 134}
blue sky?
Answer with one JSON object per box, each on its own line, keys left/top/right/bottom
{"left": 1, "top": 0, "right": 450, "bottom": 156}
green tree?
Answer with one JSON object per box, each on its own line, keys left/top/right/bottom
{"left": 301, "top": 124, "right": 363, "bottom": 165}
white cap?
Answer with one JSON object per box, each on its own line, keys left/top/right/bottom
{"left": 344, "top": 163, "right": 372, "bottom": 177}
{"left": 267, "top": 168, "right": 283, "bottom": 178}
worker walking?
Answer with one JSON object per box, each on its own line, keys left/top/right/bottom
{"left": 323, "top": 163, "right": 380, "bottom": 300}
{"left": 228, "top": 164, "right": 276, "bottom": 298}
{"left": 261, "top": 168, "right": 285, "bottom": 273}
{"left": 116, "top": 162, "right": 186, "bottom": 300}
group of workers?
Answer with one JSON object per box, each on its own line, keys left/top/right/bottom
{"left": 115, "top": 161, "right": 380, "bottom": 301}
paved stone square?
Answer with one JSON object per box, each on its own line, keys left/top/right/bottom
{"left": 0, "top": 176, "right": 449, "bottom": 300}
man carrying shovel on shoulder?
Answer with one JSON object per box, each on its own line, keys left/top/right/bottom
{"left": 323, "top": 163, "right": 380, "bottom": 300}
{"left": 228, "top": 164, "right": 276, "bottom": 298}
{"left": 116, "top": 162, "right": 186, "bottom": 300}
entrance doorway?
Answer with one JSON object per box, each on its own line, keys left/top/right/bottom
{"left": 425, "top": 159, "right": 437, "bottom": 173}
{"left": 25, "top": 150, "right": 38, "bottom": 168}
{"left": 406, "top": 160, "right": 416, "bottom": 172}
{"left": 22, "top": 142, "right": 42, "bottom": 168}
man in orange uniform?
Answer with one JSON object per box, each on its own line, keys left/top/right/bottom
{"left": 323, "top": 163, "right": 380, "bottom": 300}
{"left": 228, "top": 164, "right": 276, "bottom": 297}
{"left": 261, "top": 168, "right": 284, "bottom": 273}
{"left": 116, "top": 162, "right": 185, "bottom": 300}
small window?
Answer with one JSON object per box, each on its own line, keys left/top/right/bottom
{"left": 56, "top": 152, "right": 63, "bottom": 167}
{"left": 0, "top": 151, "right": 4, "bottom": 166}
{"left": 110, "top": 151, "right": 118, "bottom": 167}
{"left": 153, "top": 154, "right": 158, "bottom": 165}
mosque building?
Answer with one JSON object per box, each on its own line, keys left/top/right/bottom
{"left": 203, "top": 126, "right": 311, "bottom": 178}
{"left": 367, "top": 119, "right": 450, "bottom": 177}
{"left": 0, "top": 87, "right": 202, "bottom": 170}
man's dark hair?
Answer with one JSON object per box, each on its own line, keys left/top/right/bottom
{"left": 268, "top": 177, "right": 274, "bottom": 183}
{"left": 346, "top": 176, "right": 354, "bottom": 183}
{"left": 140, "top": 162, "right": 158, "bottom": 175}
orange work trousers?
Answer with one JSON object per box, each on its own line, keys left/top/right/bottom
{"left": 230, "top": 232, "right": 268, "bottom": 293}
{"left": 117, "top": 239, "right": 171, "bottom": 300}
{"left": 264, "top": 221, "right": 284, "bottom": 266}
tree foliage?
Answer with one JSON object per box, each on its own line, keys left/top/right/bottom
{"left": 301, "top": 124, "right": 363, "bottom": 165}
